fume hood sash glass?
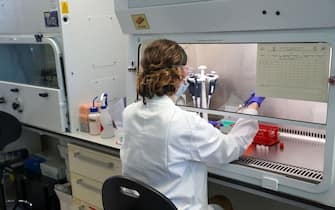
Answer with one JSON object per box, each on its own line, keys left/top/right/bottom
{"left": 0, "top": 44, "right": 59, "bottom": 89}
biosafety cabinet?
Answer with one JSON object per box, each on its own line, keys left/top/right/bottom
{"left": 0, "top": 0, "right": 127, "bottom": 132}
{"left": 115, "top": 0, "right": 335, "bottom": 208}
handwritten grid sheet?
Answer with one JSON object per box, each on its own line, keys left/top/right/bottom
{"left": 256, "top": 43, "right": 330, "bottom": 102}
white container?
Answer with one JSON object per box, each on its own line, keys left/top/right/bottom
{"left": 88, "top": 107, "right": 101, "bottom": 135}
{"left": 100, "top": 108, "right": 115, "bottom": 139}
{"left": 41, "top": 159, "right": 66, "bottom": 180}
{"left": 99, "top": 92, "right": 115, "bottom": 138}
{"left": 54, "top": 183, "right": 73, "bottom": 210}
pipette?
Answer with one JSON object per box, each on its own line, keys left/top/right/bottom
{"left": 187, "top": 76, "right": 196, "bottom": 107}
{"left": 206, "top": 71, "right": 219, "bottom": 107}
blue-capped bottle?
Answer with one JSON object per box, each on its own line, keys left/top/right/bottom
{"left": 88, "top": 96, "right": 101, "bottom": 135}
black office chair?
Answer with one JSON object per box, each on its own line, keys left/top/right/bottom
{"left": 0, "top": 111, "right": 31, "bottom": 210}
{"left": 102, "top": 175, "right": 177, "bottom": 210}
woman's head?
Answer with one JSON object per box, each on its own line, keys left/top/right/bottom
{"left": 137, "top": 39, "right": 187, "bottom": 102}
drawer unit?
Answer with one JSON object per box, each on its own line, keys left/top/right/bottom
{"left": 71, "top": 173, "right": 103, "bottom": 209}
{"left": 68, "top": 144, "right": 121, "bottom": 209}
{"left": 68, "top": 144, "right": 121, "bottom": 183}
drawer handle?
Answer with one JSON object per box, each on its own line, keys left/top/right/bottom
{"left": 76, "top": 179, "right": 101, "bottom": 194}
{"left": 73, "top": 152, "right": 114, "bottom": 169}
{"left": 0, "top": 97, "right": 6, "bottom": 104}
{"left": 10, "top": 88, "right": 19, "bottom": 92}
{"left": 38, "top": 92, "right": 49, "bottom": 98}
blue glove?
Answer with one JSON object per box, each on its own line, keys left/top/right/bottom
{"left": 245, "top": 91, "right": 265, "bottom": 107}
{"left": 209, "top": 121, "right": 222, "bottom": 129}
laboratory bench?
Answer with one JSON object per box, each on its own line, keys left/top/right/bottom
{"left": 23, "top": 124, "right": 122, "bottom": 210}
{"left": 23, "top": 124, "right": 121, "bottom": 156}
{"left": 21, "top": 124, "right": 334, "bottom": 210}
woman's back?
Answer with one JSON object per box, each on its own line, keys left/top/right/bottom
{"left": 121, "top": 96, "right": 209, "bottom": 209}
{"left": 121, "top": 39, "right": 260, "bottom": 210}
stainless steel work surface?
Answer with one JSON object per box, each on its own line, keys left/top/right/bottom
{"left": 243, "top": 135, "right": 324, "bottom": 172}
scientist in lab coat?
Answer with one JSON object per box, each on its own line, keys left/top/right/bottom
{"left": 121, "top": 39, "right": 264, "bottom": 210}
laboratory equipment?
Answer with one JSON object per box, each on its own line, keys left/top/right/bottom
{"left": 187, "top": 75, "right": 202, "bottom": 108}
{"left": 100, "top": 92, "right": 116, "bottom": 139}
{"left": 88, "top": 96, "right": 101, "bottom": 136}
{"left": 186, "top": 65, "right": 219, "bottom": 120}
{"left": 198, "top": 65, "right": 208, "bottom": 112}
{"left": 187, "top": 78, "right": 196, "bottom": 107}
{"left": 253, "top": 124, "right": 279, "bottom": 146}
{"left": 115, "top": 0, "right": 335, "bottom": 208}
{"left": 207, "top": 72, "right": 218, "bottom": 107}
{"left": 0, "top": 0, "right": 127, "bottom": 133}
{"left": 40, "top": 159, "right": 66, "bottom": 180}
{"left": 79, "top": 104, "right": 91, "bottom": 133}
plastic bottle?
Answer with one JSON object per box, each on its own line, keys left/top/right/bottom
{"left": 88, "top": 96, "right": 101, "bottom": 135}
{"left": 100, "top": 93, "right": 115, "bottom": 138}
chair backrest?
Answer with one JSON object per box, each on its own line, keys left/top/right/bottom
{"left": 102, "top": 175, "right": 177, "bottom": 210}
{"left": 0, "top": 111, "right": 22, "bottom": 150}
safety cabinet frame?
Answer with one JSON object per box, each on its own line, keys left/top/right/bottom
{"left": 125, "top": 28, "right": 335, "bottom": 200}
{"left": 0, "top": 36, "right": 68, "bottom": 132}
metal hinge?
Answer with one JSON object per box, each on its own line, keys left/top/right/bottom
{"left": 34, "top": 33, "right": 44, "bottom": 42}
{"left": 329, "top": 76, "right": 335, "bottom": 85}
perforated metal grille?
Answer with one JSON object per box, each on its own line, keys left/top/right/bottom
{"left": 234, "top": 157, "right": 323, "bottom": 184}
{"left": 279, "top": 127, "right": 326, "bottom": 139}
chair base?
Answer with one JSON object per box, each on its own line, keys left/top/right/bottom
{"left": 6, "top": 199, "right": 33, "bottom": 210}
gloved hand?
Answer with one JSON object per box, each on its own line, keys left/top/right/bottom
{"left": 209, "top": 121, "right": 221, "bottom": 129}
{"left": 245, "top": 91, "right": 265, "bottom": 107}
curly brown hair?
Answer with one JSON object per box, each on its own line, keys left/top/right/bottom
{"left": 137, "top": 39, "right": 187, "bottom": 104}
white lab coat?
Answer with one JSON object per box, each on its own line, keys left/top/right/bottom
{"left": 121, "top": 95, "right": 258, "bottom": 210}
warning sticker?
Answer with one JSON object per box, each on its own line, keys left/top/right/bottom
{"left": 61, "top": 1, "right": 69, "bottom": 14}
{"left": 131, "top": 14, "right": 150, "bottom": 30}
{"left": 44, "top": 11, "right": 59, "bottom": 27}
